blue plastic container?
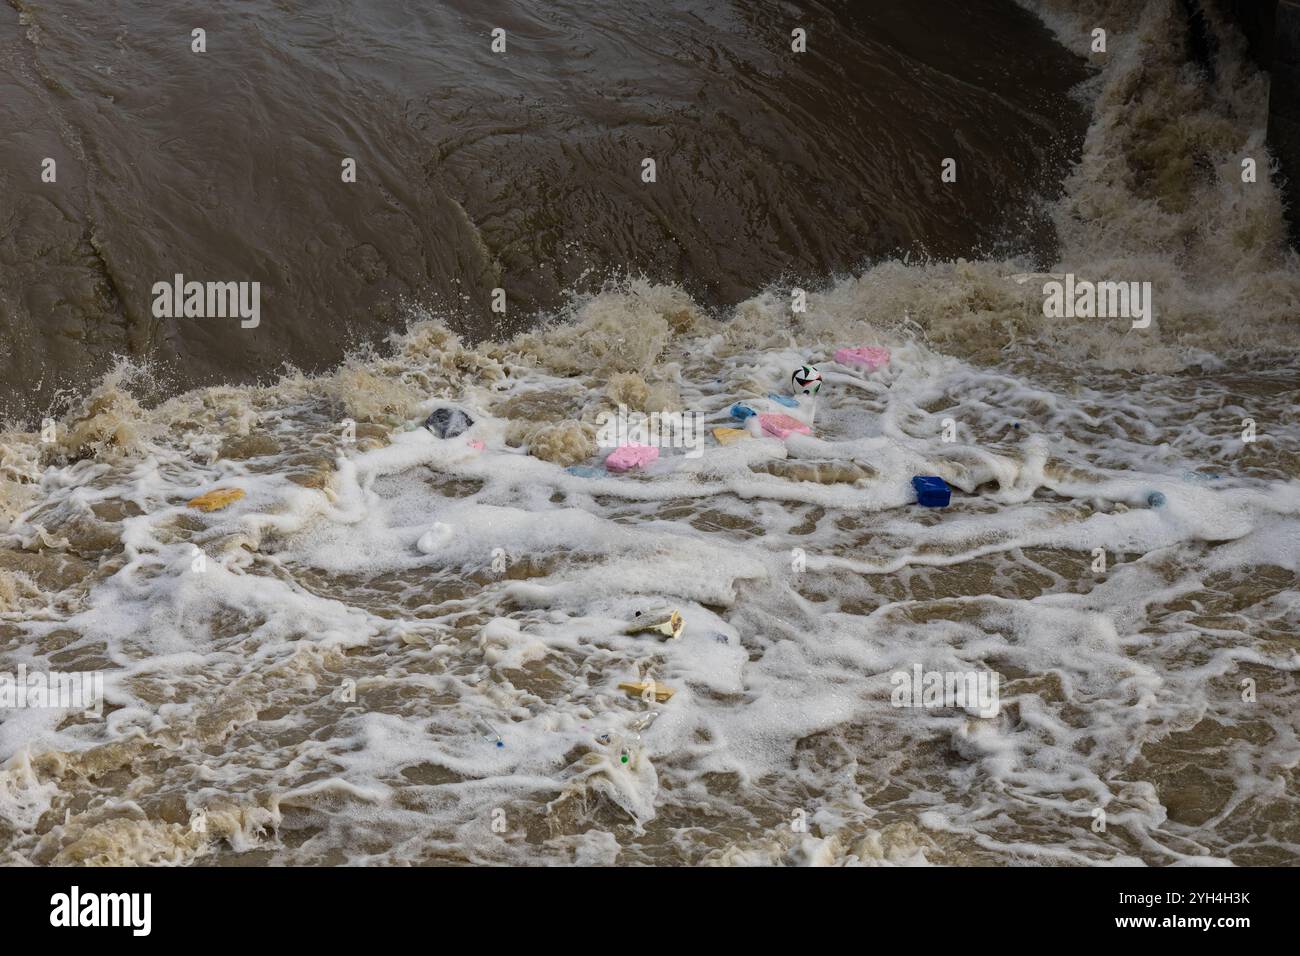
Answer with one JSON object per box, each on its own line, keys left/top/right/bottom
{"left": 730, "top": 403, "right": 756, "bottom": 421}
{"left": 768, "top": 393, "right": 799, "bottom": 408}
{"left": 912, "top": 475, "right": 951, "bottom": 508}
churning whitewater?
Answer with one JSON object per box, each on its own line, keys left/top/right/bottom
{"left": 1, "top": 1, "right": 1299, "bottom": 865}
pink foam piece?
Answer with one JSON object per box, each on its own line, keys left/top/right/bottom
{"left": 834, "top": 346, "right": 891, "bottom": 372}
{"left": 467, "top": 439, "right": 485, "bottom": 450}
{"left": 760, "top": 413, "right": 812, "bottom": 438}
{"left": 605, "top": 443, "right": 660, "bottom": 472}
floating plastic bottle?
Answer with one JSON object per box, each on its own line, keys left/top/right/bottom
{"left": 628, "top": 711, "right": 661, "bottom": 733}
{"left": 612, "top": 733, "right": 639, "bottom": 766}
{"left": 473, "top": 716, "right": 505, "bottom": 748}
{"left": 596, "top": 713, "right": 660, "bottom": 766}
{"left": 592, "top": 731, "right": 634, "bottom": 764}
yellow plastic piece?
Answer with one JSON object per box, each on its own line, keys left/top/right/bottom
{"left": 187, "top": 488, "right": 246, "bottom": 512}
{"left": 712, "top": 427, "right": 749, "bottom": 445}
{"left": 618, "top": 681, "right": 676, "bottom": 703}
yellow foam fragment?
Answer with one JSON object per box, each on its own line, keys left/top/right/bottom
{"left": 618, "top": 681, "right": 676, "bottom": 703}
{"left": 712, "top": 427, "right": 749, "bottom": 445}
{"left": 187, "top": 488, "right": 246, "bottom": 512}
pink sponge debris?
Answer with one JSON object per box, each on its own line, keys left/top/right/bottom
{"left": 760, "top": 413, "right": 812, "bottom": 439}
{"left": 834, "top": 346, "right": 891, "bottom": 372}
{"left": 605, "top": 443, "right": 660, "bottom": 472}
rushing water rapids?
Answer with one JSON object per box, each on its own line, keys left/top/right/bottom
{"left": 0, "top": 0, "right": 1090, "bottom": 417}
{"left": 1, "top": 0, "right": 1300, "bottom": 866}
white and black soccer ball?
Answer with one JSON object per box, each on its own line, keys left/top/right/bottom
{"left": 791, "top": 364, "right": 822, "bottom": 396}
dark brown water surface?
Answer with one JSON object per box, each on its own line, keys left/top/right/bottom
{"left": 0, "top": 0, "right": 1089, "bottom": 420}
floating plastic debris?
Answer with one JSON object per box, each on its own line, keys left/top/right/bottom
{"left": 618, "top": 680, "right": 675, "bottom": 703}
{"left": 711, "top": 427, "right": 749, "bottom": 445}
{"left": 768, "top": 392, "right": 800, "bottom": 408}
{"left": 759, "top": 413, "right": 812, "bottom": 439}
{"left": 606, "top": 712, "right": 662, "bottom": 768}
{"left": 187, "top": 488, "right": 246, "bottom": 512}
{"left": 834, "top": 346, "right": 890, "bottom": 371}
{"left": 605, "top": 443, "right": 660, "bottom": 472}
{"left": 730, "top": 403, "right": 756, "bottom": 421}
{"left": 566, "top": 464, "right": 607, "bottom": 478}
{"left": 595, "top": 732, "right": 637, "bottom": 766}
{"left": 473, "top": 716, "right": 505, "bottom": 748}
{"left": 424, "top": 407, "right": 474, "bottom": 439}
{"left": 912, "top": 475, "right": 951, "bottom": 507}
{"left": 1147, "top": 491, "right": 1167, "bottom": 508}
{"left": 628, "top": 711, "right": 661, "bottom": 733}
{"left": 624, "top": 610, "right": 684, "bottom": 640}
